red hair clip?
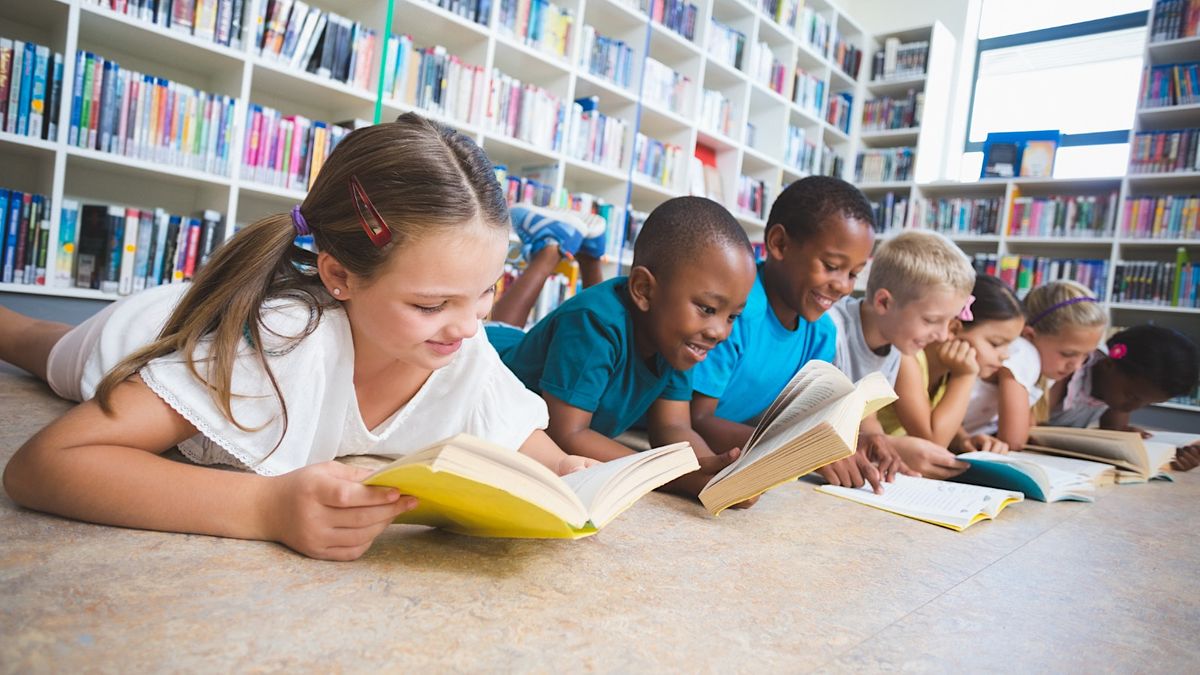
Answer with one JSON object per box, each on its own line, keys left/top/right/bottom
{"left": 349, "top": 175, "right": 392, "bottom": 248}
{"left": 1109, "top": 342, "right": 1127, "bottom": 360}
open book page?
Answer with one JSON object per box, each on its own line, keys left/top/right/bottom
{"left": 1144, "top": 441, "right": 1177, "bottom": 476}
{"left": 816, "top": 474, "right": 1023, "bottom": 531}
{"left": 559, "top": 443, "right": 698, "bottom": 526}
{"left": 826, "top": 371, "right": 898, "bottom": 447}
{"left": 745, "top": 361, "right": 855, "bottom": 451}
{"left": 957, "top": 451, "right": 1095, "bottom": 502}
{"left": 1027, "top": 427, "right": 1148, "bottom": 475}
{"left": 1004, "top": 451, "right": 1115, "bottom": 484}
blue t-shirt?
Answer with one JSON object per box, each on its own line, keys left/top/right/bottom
{"left": 487, "top": 277, "right": 692, "bottom": 438}
{"left": 692, "top": 264, "right": 837, "bottom": 423}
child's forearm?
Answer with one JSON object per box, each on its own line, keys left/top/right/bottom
{"left": 546, "top": 426, "right": 636, "bottom": 462}
{"left": 649, "top": 422, "right": 716, "bottom": 457}
{"left": 517, "top": 429, "right": 575, "bottom": 467}
{"left": 1098, "top": 408, "right": 1133, "bottom": 431}
{"left": 929, "top": 375, "right": 975, "bottom": 447}
{"left": 689, "top": 413, "right": 753, "bottom": 454}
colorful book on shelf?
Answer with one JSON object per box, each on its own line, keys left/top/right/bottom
{"left": 698, "top": 360, "right": 898, "bottom": 515}
{"left": 361, "top": 433, "right": 699, "bottom": 538}
{"left": 1026, "top": 427, "right": 1177, "bottom": 483}
{"left": 817, "top": 474, "right": 1024, "bottom": 531}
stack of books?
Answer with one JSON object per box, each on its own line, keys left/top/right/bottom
{"left": 566, "top": 97, "right": 626, "bottom": 170}
{"left": 1121, "top": 194, "right": 1200, "bottom": 239}
{"left": 497, "top": 0, "right": 574, "bottom": 60}
{"left": 870, "top": 38, "right": 929, "bottom": 82}
{"left": 855, "top": 147, "right": 914, "bottom": 183}
{"left": 1007, "top": 193, "right": 1118, "bottom": 237}
{"left": 707, "top": 20, "right": 746, "bottom": 70}
{"left": 87, "top": 0, "right": 243, "bottom": 49}
{"left": 792, "top": 68, "right": 825, "bottom": 117}
{"left": 485, "top": 71, "right": 567, "bottom": 152}
{"left": 0, "top": 188, "right": 51, "bottom": 287}
{"left": 643, "top": 0, "right": 698, "bottom": 42}
{"left": 384, "top": 39, "right": 487, "bottom": 128}
{"left": 911, "top": 196, "right": 1002, "bottom": 236}
{"left": 861, "top": 89, "right": 923, "bottom": 131}
{"left": 634, "top": 132, "right": 684, "bottom": 189}
{"left": 251, "top": 1, "right": 380, "bottom": 91}
{"left": 0, "top": 39, "right": 65, "bottom": 142}
{"left": 242, "top": 105, "right": 349, "bottom": 191}
{"left": 579, "top": 27, "right": 635, "bottom": 90}
{"left": 643, "top": 58, "right": 691, "bottom": 113}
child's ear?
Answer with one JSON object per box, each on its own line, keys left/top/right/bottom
{"left": 626, "top": 265, "right": 656, "bottom": 312}
{"left": 948, "top": 318, "right": 964, "bottom": 335}
{"left": 1021, "top": 325, "right": 1037, "bottom": 340}
{"left": 764, "top": 223, "right": 789, "bottom": 261}
{"left": 317, "top": 251, "right": 352, "bottom": 300}
{"left": 871, "top": 288, "right": 893, "bottom": 314}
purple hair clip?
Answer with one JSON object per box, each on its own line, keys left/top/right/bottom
{"left": 958, "top": 294, "right": 976, "bottom": 322}
{"left": 291, "top": 205, "right": 310, "bottom": 236}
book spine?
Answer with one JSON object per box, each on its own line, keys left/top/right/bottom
{"left": 56, "top": 199, "right": 79, "bottom": 287}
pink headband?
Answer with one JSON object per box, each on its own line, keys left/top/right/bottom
{"left": 958, "top": 295, "right": 975, "bottom": 322}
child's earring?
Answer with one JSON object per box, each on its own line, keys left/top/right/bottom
{"left": 333, "top": 288, "right": 342, "bottom": 297}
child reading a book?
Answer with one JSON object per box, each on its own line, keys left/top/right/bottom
{"left": 829, "top": 230, "right": 977, "bottom": 480}
{"left": 486, "top": 196, "right": 760, "bottom": 503}
{"left": 879, "top": 275, "right": 1029, "bottom": 453}
{"left": 1045, "top": 324, "right": 1199, "bottom": 445}
{"left": 1, "top": 114, "right": 596, "bottom": 561}
{"left": 1020, "top": 280, "right": 1108, "bottom": 421}
{"left": 688, "top": 177, "right": 911, "bottom": 494}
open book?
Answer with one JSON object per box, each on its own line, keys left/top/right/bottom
{"left": 816, "top": 474, "right": 1024, "bottom": 531}
{"left": 698, "top": 360, "right": 897, "bottom": 515}
{"left": 954, "top": 451, "right": 1108, "bottom": 502}
{"left": 362, "top": 434, "right": 700, "bottom": 538}
{"left": 1026, "top": 426, "right": 1176, "bottom": 483}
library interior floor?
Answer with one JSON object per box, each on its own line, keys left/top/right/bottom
{"left": 1, "top": 359, "right": 1198, "bottom": 671}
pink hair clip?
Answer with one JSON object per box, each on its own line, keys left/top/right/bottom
{"left": 958, "top": 294, "right": 976, "bottom": 322}
{"left": 1109, "top": 342, "right": 1128, "bottom": 360}
{"left": 349, "top": 175, "right": 392, "bottom": 248}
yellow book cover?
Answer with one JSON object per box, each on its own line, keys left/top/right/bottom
{"left": 363, "top": 434, "right": 699, "bottom": 538}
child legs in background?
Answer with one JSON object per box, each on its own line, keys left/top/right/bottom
{"left": 0, "top": 306, "right": 74, "bottom": 383}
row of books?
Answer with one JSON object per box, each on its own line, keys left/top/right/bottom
{"left": 384, "top": 40, "right": 487, "bottom": 128}
{"left": 497, "top": 0, "right": 573, "bottom": 61}
{"left": 784, "top": 125, "right": 817, "bottom": 174}
{"left": 1139, "top": 62, "right": 1200, "bottom": 109}
{"left": 251, "top": 0, "right": 379, "bottom": 91}
{"left": 485, "top": 71, "right": 566, "bottom": 152}
{"left": 643, "top": 0, "right": 699, "bottom": 42}
{"left": 799, "top": 7, "right": 830, "bottom": 57}
{"left": 633, "top": 132, "right": 684, "bottom": 189}
{"left": 86, "top": 0, "right": 244, "bottom": 49}
{"left": 855, "top": 147, "right": 914, "bottom": 183}
{"left": 749, "top": 43, "right": 788, "bottom": 97}
{"left": 579, "top": 27, "right": 636, "bottom": 91}
{"left": 1112, "top": 257, "right": 1199, "bottom": 308}
{"left": 707, "top": 20, "right": 746, "bottom": 71}
{"left": 792, "top": 68, "right": 825, "bottom": 118}
{"left": 566, "top": 97, "right": 626, "bottom": 170}
{"left": 861, "top": 90, "right": 923, "bottom": 131}
{"left": 1171, "top": 386, "right": 1200, "bottom": 407}
{"left": 699, "top": 89, "right": 733, "bottom": 137}
{"left": 1121, "top": 194, "right": 1200, "bottom": 240}
{"left": 495, "top": 164, "right": 555, "bottom": 207}
{"left": 869, "top": 192, "right": 909, "bottom": 234}
{"left": 830, "top": 31, "right": 863, "bottom": 79}
{"left": 0, "top": 189, "right": 51, "bottom": 286}
{"left": 1129, "top": 128, "right": 1200, "bottom": 174}
{"left": 821, "top": 144, "right": 845, "bottom": 178}
{"left": 826, "top": 91, "right": 852, "bottom": 133}
{"left": 911, "top": 196, "right": 1003, "bottom": 236}
{"left": 870, "top": 38, "right": 929, "bottom": 82}
{"left": 69, "top": 52, "right": 236, "bottom": 176}
{"left": 643, "top": 58, "right": 692, "bottom": 115}
{"left": 242, "top": 105, "right": 348, "bottom": 191}
{"left": 977, "top": 253, "right": 1109, "bottom": 300}
{"left": 759, "top": 0, "right": 800, "bottom": 30}
{"left": 735, "top": 175, "right": 767, "bottom": 220}
{"left": 0, "top": 39, "right": 64, "bottom": 143}
{"left": 1007, "top": 193, "right": 1118, "bottom": 238}
{"left": 1150, "top": 0, "right": 1200, "bottom": 42}
{"left": 420, "top": 0, "right": 491, "bottom": 26}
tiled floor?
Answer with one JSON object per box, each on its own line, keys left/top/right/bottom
{"left": 1, "top": 362, "right": 1197, "bottom": 672}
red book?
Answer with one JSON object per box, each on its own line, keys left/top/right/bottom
{"left": 182, "top": 217, "right": 202, "bottom": 280}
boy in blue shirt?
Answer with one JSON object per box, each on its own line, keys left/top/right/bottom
{"left": 689, "top": 177, "right": 912, "bottom": 493}
{"left": 488, "top": 197, "right": 758, "bottom": 500}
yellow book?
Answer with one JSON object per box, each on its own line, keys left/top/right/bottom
{"left": 1026, "top": 426, "right": 1176, "bottom": 483}
{"left": 816, "top": 474, "right": 1024, "bottom": 531}
{"left": 363, "top": 434, "right": 699, "bottom": 538}
{"left": 698, "top": 360, "right": 898, "bottom": 515}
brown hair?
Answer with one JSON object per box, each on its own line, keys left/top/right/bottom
{"left": 95, "top": 113, "right": 508, "bottom": 451}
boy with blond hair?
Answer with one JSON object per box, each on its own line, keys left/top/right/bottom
{"left": 829, "top": 230, "right": 977, "bottom": 478}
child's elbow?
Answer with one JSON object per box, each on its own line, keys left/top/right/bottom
{"left": 3, "top": 440, "right": 41, "bottom": 508}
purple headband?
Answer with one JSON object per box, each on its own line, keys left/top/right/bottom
{"left": 291, "top": 205, "right": 310, "bottom": 236}
{"left": 1028, "top": 296, "right": 1098, "bottom": 327}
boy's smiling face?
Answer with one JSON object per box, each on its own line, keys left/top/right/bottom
{"left": 629, "top": 243, "right": 757, "bottom": 371}
{"left": 876, "top": 287, "right": 970, "bottom": 356}
{"left": 767, "top": 215, "right": 874, "bottom": 324}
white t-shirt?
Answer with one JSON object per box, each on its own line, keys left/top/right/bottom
{"left": 963, "top": 337, "right": 1043, "bottom": 436}
{"left": 829, "top": 297, "right": 901, "bottom": 385}
{"left": 77, "top": 284, "right": 549, "bottom": 476}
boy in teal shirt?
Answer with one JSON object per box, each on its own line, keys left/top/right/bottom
{"left": 488, "top": 197, "right": 758, "bottom": 500}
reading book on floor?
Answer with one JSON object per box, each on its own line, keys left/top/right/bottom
{"left": 816, "top": 474, "right": 1024, "bottom": 531}
{"left": 954, "top": 451, "right": 1105, "bottom": 502}
{"left": 1026, "top": 426, "right": 1176, "bottom": 483}
{"left": 362, "top": 434, "right": 700, "bottom": 539}
{"left": 698, "top": 360, "right": 897, "bottom": 515}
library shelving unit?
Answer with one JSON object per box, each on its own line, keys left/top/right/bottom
{"left": 1, "top": 0, "right": 882, "bottom": 299}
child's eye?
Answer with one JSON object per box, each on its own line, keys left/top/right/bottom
{"left": 415, "top": 302, "right": 447, "bottom": 313}
{"left": 728, "top": 313, "right": 741, "bottom": 323}
{"left": 823, "top": 262, "right": 838, "bottom": 272}
{"left": 696, "top": 303, "right": 716, "bottom": 315}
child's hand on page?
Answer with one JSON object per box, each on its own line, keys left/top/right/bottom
{"left": 264, "top": 462, "right": 418, "bottom": 561}
{"left": 859, "top": 433, "right": 919, "bottom": 483}
{"left": 890, "top": 436, "right": 969, "bottom": 480}
{"left": 557, "top": 455, "right": 600, "bottom": 475}
{"left": 817, "top": 453, "right": 883, "bottom": 494}
{"left": 1171, "top": 443, "right": 1200, "bottom": 472}
{"left": 664, "top": 447, "right": 757, "bottom": 508}
{"left": 968, "top": 434, "right": 1009, "bottom": 454}
{"left": 939, "top": 339, "right": 980, "bottom": 377}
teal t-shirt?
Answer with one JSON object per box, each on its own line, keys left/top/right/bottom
{"left": 691, "top": 263, "right": 837, "bottom": 423}
{"left": 487, "top": 277, "right": 692, "bottom": 437}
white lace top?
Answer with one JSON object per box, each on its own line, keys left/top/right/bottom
{"left": 78, "top": 284, "right": 549, "bottom": 476}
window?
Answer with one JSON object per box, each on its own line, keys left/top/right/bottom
{"left": 962, "top": 1, "right": 1150, "bottom": 179}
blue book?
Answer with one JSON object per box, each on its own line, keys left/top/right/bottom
{"left": 101, "top": 205, "right": 124, "bottom": 294}
{"left": 16, "top": 41, "right": 35, "bottom": 136}
{"left": 148, "top": 208, "right": 169, "bottom": 287}
{"left": 97, "top": 60, "right": 115, "bottom": 153}
{"left": 2, "top": 190, "right": 21, "bottom": 283}
{"left": 954, "top": 451, "right": 1099, "bottom": 503}
{"left": 68, "top": 50, "right": 85, "bottom": 147}
{"left": 0, "top": 189, "right": 8, "bottom": 277}
{"left": 56, "top": 199, "right": 79, "bottom": 287}
{"left": 28, "top": 45, "right": 49, "bottom": 139}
